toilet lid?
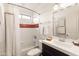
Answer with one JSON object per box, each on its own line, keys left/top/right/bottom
{"left": 27, "top": 48, "right": 41, "bottom": 56}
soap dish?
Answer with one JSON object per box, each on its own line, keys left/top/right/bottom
{"left": 46, "top": 36, "right": 52, "bottom": 41}
{"left": 72, "top": 41, "right": 79, "bottom": 46}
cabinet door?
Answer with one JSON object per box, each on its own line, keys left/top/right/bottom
{"left": 42, "top": 43, "right": 68, "bottom": 56}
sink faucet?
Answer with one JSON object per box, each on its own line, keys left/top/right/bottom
{"left": 59, "top": 34, "right": 69, "bottom": 42}
{"left": 59, "top": 37, "right": 66, "bottom": 42}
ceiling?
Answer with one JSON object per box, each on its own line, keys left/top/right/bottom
{"left": 11, "top": 3, "right": 76, "bottom": 14}
{"left": 19, "top": 3, "right": 55, "bottom": 14}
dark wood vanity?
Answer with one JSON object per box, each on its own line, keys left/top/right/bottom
{"left": 42, "top": 43, "right": 69, "bottom": 56}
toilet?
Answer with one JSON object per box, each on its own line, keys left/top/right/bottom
{"left": 27, "top": 36, "right": 42, "bottom": 56}
{"left": 27, "top": 40, "right": 42, "bottom": 56}
{"left": 27, "top": 48, "right": 42, "bottom": 56}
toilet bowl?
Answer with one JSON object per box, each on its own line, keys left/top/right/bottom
{"left": 27, "top": 48, "right": 42, "bottom": 56}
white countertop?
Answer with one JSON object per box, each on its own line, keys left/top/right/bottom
{"left": 40, "top": 37, "right": 79, "bottom": 56}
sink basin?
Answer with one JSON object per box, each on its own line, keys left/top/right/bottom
{"left": 50, "top": 38, "right": 73, "bottom": 49}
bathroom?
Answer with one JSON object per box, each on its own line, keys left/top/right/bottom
{"left": 0, "top": 3, "right": 79, "bottom": 56}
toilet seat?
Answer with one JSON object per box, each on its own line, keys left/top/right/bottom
{"left": 27, "top": 48, "right": 41, "bottom": 56}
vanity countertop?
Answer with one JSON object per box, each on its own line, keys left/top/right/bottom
{"left": 40, "top": 37, "right": 79, "bottom": 56}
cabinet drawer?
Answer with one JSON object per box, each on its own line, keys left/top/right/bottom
{"left": 42, "top": 43, "right": 69, "bottom": 56}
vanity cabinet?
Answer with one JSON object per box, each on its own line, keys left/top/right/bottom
{"left": 42, "top": 43, "right": 69, "bottom": 56}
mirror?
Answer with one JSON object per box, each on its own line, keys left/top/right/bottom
{"left": 53, "top": 4, "right": 79, "bottom": 39}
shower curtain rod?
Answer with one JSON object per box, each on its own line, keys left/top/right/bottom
{"left": 8, "top": 3, "right": 40, "bottom": 15}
